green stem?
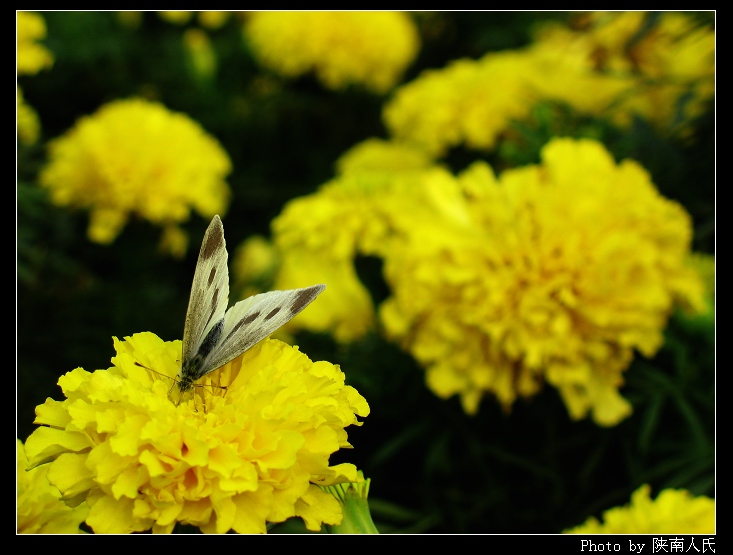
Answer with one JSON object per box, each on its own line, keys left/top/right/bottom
{"left": 322, "top": 473, "right": 379, "bottom": 534}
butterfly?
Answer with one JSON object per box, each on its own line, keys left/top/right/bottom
{"left": 171, "top": 214, "right": 325, "bottom": 398}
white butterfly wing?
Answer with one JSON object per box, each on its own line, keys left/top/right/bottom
{"left": 181, "top": 215, "right": 230, "bottom": 367}
{"left": 199, "top": 284, "right": 326, "bottom": 373}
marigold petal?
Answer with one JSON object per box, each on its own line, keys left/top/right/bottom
{"left": 86, "top": 492, "right": 137, "bottom": 534}
{"left": 17, "top": 439, "right": 89, "bottom": 534}
{"left": 295, "top": 484, "right": 343, "bottom": 531}
{"left": 150, "top": 501, "right": 185, "bottom": 528}
{"left": 56, "top": 367, "right": 93, "bottom": 395}
{"left": 47, "top": 453, "right": 95, "bottom": 499}
{"left": 217, "top": 489, "right": 272, "bottom": 534}
{"left": 111, "top": 466, "right": 146, "bottom": 501}
{"left": 311, "top": 463, "right": 360, "bottom": 486}
{"left": 24, "top": 427, "right": 91, "bottom": 469}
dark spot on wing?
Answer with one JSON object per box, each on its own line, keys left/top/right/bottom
{"left": 208, "top": 288, "right": 220, "bottom": 324}
{"left": 230, "top": 318, "right": 247, "bottom": 334}
{"left": 200, "top": 217, "right": 224, "bottom": 260}
{"left": 222, "top": 317, "right": 248, "bottom": 344}
{"left": 242, "top": 312, "right": 260, "bottom": 325}
{"left": 290, "top": 288, "right": 316, "bottom": 315}
{"left": 208, "top": 267, "right": 216, "bottom": 287}
{"left": 265, "top": 307, "right": 281, "bottom": 321}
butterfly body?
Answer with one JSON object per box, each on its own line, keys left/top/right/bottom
{"left": 176, "top": 215, "right": 325, "bottom": 396}
{"left": 177, "top": 317, "right": 224, "bottom": 392}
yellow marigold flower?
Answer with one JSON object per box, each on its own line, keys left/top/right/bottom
{"left": 386, "top": 13, "right": 713, "bottom": 155}
{"left": 239, "top": 138, "right": 703, "bottom": 423}
{"left": 380, "top": 138, "right": 705, "bottom": 425}
{"left": 24, "top": 332, "right": 369, "bottom": 534}
{"left": 244, "top": 12, "right": 420, "bottom": 94}
{"left": 232, "top": 227, "right": 376, "bottom": 344}
{"left": 17, "top": 439, "right": 89, "bottom": 533}
{"left": 235, "top": 140, "right": 446, "bottom": 342}
{"left": 38, "top": 98, "right": 231, "bottom": 253}
{"left": 17, "top": 11, "right": 54, "bottom": 76}
{"left": 268, "top": 245, "right": 376, "bottom": 343}
{"left": 383, "top": 51, "right": 540, "bottom": 156}
{"left": 382, "top": 21, "right": 633, "bottom": 156}
{"left": 17, "top": 86, "right": 40, "bottom": 146}
{"left": 564, "top": 484, "right": 715, "bottom": 534}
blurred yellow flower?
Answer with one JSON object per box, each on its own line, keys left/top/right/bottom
{"left": 17, "top": 439, "right": 89, "bottom": 533}
{"left": 687, "top": 252, "right": 715, "bottom": 299}
{"left": 232, "top": 139, "right": 443, "bottom": 342}
{"left": 183, "top": 28, "right": 217, "bottom": 81}
{"left": 618, "top": 12, "right": 714, "bottom": 134}
{"left": 17, "top": 12, "right": 53, "bottom": 146}
{"left": 235, "top": 209, "right": 376, "bottom": 344}
{"left": 564, "top": 484, "right": 715, "bottom": 534}
{"left": 158, "top": 224, "right": 190, "bottom": 259}
{"left": 198, "top": 11, "right": 231, "bottom": 30}
{"left": 521, "top": 25, "right": 635, "bottom": 115}
{"left": 266, "top": 245, "right": 376, "bottom": 343}
{"left": 681, "top": 252, "right": 715, "bottom": 320}
{"left": 158, "top": 11, "right": 193, "bottom": 25}
{"left": 236, "top": 137, "right": 703, "bottom": 425}
{"left": 17, "top": 11, "right": 54, "bottom": 75}
{"left": 379, "top": 138, "right": 705, "bottom": 425}
{"left": 232, "top": 235, "right": 279, "bottom": 289}
{"left": 335, "top": 138, "right": 436, "bottom": 175}
{"left": 230, "top": 236, "right": 290, "bottom": 343}
{"left": 39, "top": 98, "right": 231, "bottom": 255}
{"left": 244, "top": 12, "right": 420, "bottom": 93}
{"left": 532, "top": 12, "right": 715, "bottom": 135}
{"left": 24, "top": 332, "right": 369, "bottom": 534}
{"left": 384, "top": 12, "right": 714, "bottom": 156}
{"left": 158, "top": 11, "right": 232, "bottom": 29}
{"left": 17, "top": 86, "right": 40, "bottom": 146}
{"left": 383, "top": 51, "right": 539, "bottom": 156}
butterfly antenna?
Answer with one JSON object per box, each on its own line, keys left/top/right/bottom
{"left": 134, "top": 362, "right": 227, "bottom": 406}
{"left": 134, "top": 361, "right": 178, "bottom": 383}
{"left": 134, "top": 361, "right": 182, "bottom": 403}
